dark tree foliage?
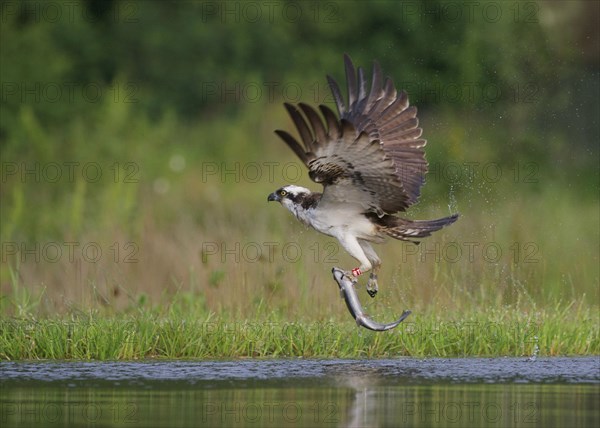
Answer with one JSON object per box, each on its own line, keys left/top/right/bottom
{"left": 1, "top": 0, "right": 598, "bottom": 170}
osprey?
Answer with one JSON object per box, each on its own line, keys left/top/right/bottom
{"left": 268, "top": 54, "right": 458, "bottom": 298}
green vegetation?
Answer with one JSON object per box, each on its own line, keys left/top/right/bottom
{"left": 1, "top": 301, "right": 598, "bottom": 360}
{"left": 1, "top": 1, "right": 598, "bottom": 359}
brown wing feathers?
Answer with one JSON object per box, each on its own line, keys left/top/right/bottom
{"left": 273, "top": 129, "right": 311, "bottom": 165}
{"left": 330, "top": 54, "right": 428, "bottom": 207}
{"left": 274, "top": 54, "right": 428, "bottom": 214}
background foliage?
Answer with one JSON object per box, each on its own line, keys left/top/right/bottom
{"left": 1, "top": 1, "right": 598, "bottom": 326}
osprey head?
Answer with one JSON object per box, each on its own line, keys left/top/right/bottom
{"left": 267, "top": 185, "right": 311, "bottom": 203}
{"left": 267, "top": 185, "right": 312, "bottom": 212}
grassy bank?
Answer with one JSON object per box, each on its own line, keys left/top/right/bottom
{"left": 1, "top": 301, "right": 598, "bottom": 360}
{"left": 2, "top": 95, "right": 598, "bottom": 361}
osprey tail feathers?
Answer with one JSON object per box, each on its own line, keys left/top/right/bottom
{"left": 378, "top": 213, "right": 459, "bottom": 243}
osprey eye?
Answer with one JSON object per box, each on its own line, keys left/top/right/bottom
{"left": 279, "top": 190, "right": 287, "bottom": 196}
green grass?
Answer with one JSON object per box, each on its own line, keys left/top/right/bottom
{"left": 1, "top": 302, "right": 597, "bottom": 360}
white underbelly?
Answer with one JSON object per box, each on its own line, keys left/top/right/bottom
{"left": 306, "top": 204, "right": 376, "bottom": 239}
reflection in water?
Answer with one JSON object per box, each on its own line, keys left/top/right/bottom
{"left": 342, "top": 383, "right": 599, "bottom": 428}
{"left": 1, "top": 383, "right": 598, "bottom": 427}
{"left": 1, "top": 359, "right": 598, "bottom": 427}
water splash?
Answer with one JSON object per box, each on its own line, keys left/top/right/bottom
{"left": 447, "top": 184, "right": 458, "bottom": 214}
{"left": 528, "top": 335, "right": 540, "bottom": 362}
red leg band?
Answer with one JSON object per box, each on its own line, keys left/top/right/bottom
{"left": 352, "top": 268, "right": 362, "bottom": 277}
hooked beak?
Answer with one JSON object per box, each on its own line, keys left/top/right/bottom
{"left": 267, "top": 192, "right": 280, "bottom": 202}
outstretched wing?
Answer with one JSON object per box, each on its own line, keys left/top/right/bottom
{"left": 327, "top": 54, "right": 428, "bottom": 210}
{"left": 275, "top": 102, "right": 408, "bottom": 215}
{"left": 274, "top": 55, "right": 427, "bottom": 215}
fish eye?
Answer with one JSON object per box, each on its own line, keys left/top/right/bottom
{"left": 279, "top": 189, "right": 287, "bottom": 196}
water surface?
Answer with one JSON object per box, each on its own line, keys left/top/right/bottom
{"left": 1, "top": 357, "right": 598, "bottom": 427}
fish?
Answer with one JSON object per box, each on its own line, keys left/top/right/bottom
{"left": 332, "top": 268, "right": 411, "bottom": 331}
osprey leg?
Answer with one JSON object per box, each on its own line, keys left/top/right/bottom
{"left": 366, "top": 273, "right": 379, "bottom": 298}
{"left": 358, "top": 240, "right": 381, "bottom": 298}
{"left": 332, "top": 267, "right": 411, "bottom": 332}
